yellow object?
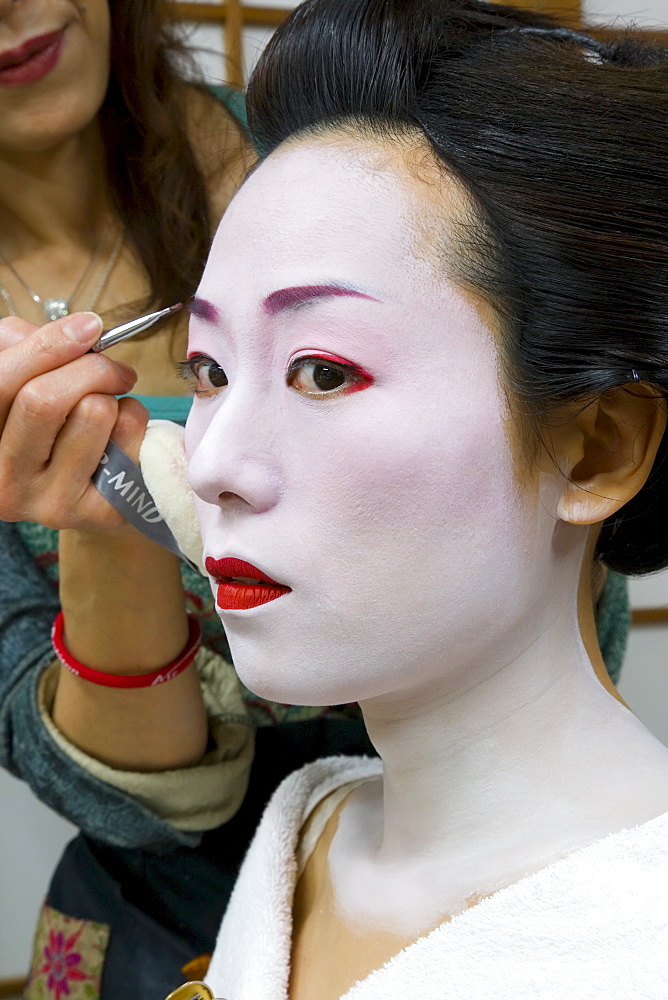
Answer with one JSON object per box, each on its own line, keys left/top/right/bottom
{"left": 181, "top": 955, "right": 213, "bottom": 980}
{"left": 164, "top": 981, "right": 223, "bottom": 1000}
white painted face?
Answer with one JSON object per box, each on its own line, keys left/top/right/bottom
{"left": 185, "top": 137, "right": 564, "bottom": 707}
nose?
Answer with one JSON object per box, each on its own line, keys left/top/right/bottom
{"left": 186, "top": 392, "right": 283, "bottom": 514}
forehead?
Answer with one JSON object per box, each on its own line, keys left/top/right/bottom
{"left": 200, "top": 134, "right": 462, "bottom": 304}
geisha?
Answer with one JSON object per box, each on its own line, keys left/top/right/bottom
{"left": 182, "top": 0, "right": 668, "bottom": 996}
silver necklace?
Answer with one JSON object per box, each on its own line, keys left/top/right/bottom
{"left": 0, "top": 229, "right": 123, "bottom": 322}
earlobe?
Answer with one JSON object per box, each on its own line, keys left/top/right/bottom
{"left": 550, "top": 385, "right": 667, "bottom": 525}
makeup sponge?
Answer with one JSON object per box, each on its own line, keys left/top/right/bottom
{"left": 139, "top": 419, "right": 205, "bottom": 575}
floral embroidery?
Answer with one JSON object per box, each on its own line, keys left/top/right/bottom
{"left": 26, "top": 904, "right": 109, "bottom": 1000}
{"left": 41, "top": 927, "right": 87, "bottom": 999}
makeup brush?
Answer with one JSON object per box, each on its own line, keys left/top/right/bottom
{"left": 90, "top": 303, "right": 183, "bottom": 353}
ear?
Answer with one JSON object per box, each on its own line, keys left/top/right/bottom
{"left": 544, "top": 385, "right": 667, "bottom": 525}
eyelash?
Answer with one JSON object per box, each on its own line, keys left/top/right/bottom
{"left": 177, "top": 353, "right": 374, "bottom": 399}
{"left": 177, "top": 355, "right": 228, "bottom": 398}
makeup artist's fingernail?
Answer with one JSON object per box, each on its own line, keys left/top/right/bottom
{"left": 62, "top": 312, "right": 103, "bottom": 343}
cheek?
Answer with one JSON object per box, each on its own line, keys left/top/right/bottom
{"left": 285, "top": 382, "right": 524, "bottom": 602}
{"left": 62, "top": 12, "right": 111, "bottom": 109}
{"left": 192, "top": 493, "right": 220, "bottom": 544}
{"left": 294, "top": 384, "right": 511, "bottom": 521}
{"left": 184, "top": 404, "right": 205, "bottom": 460}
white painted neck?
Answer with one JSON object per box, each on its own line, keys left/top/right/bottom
{"left": 330, "top": 524, "right": 668, "bottom": 936}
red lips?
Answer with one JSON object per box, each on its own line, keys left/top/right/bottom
{"left": 205, "top": 557, "right": 291, "bottom": 611}
{"left": 0, "top": 30, "right": 64, "bottom": 86}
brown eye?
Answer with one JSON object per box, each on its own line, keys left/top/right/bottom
{"left": 200, "top": 361, "right": 228, "bottom": 389}
{"left": 311, "top": 363, "right": 347, "bottom": 391}
{"left": 288, "top": 358, "right": 357, "bottom": 395}
{"left": 179, "top": 355, "right": 228, "bottom": 396}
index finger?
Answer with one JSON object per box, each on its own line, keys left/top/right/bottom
{"left": 0, "top": 311, "right": 104, "bottom": 418}
{"left": 0, "top": 316, "right": 39, "bottom": 349}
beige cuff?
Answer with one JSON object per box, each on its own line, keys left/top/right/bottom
{"left": 39, "top": 646, "right": 254, "bottom": 832}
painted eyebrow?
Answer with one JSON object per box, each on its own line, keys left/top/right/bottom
{"left": 189, "top": 297, "right": 220, "bottom": 324}
{"left": 262, "top": 284, "right": 378, "bottom": 316}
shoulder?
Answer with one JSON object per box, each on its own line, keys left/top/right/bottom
{"left": 208, "top": 755, "right": 381, "bottom": 995}
{"left": 227, "top": 755, "right": 382, "bottom": 883}
{"left": 265, "top": 755, "right": 383, "bottom": 833}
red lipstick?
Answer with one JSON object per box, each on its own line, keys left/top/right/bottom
{"left": 205, "top": 557, "right": 291, "bottom": 611}
{"left": 0, "top": 30, "right": 64, "bottom": 86}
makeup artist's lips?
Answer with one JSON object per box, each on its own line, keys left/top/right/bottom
{"left": 0, "top": 29, "right": 65, "bottom": 86}
{"left": 205, "top": 557, "right": 292, "bottom": 611}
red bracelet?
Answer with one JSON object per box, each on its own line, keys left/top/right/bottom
{"left": 51, "top": 611, "right": 202, "bottom": 689}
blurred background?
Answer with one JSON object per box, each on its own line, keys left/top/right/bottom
{"left": 2, "top": 0, "right": 668, "bottom": 984}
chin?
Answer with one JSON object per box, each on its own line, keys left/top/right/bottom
{"left": 220, "top": 610, "right": 403, "bottom": 707}
{"left": 234, "top": 662, "right": 338, "bottom": 709}
{"left": 227, "top": 640, "right": 358, "bottom": 709}
{"left": 5, "top": 102, "right": 103, "bottom": 153}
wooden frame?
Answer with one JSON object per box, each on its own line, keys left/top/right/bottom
{"left": 168, "top": 1, "right": 667, "bottom": 86}
{"left": 0, "top": 977, "right": 26, "bottom": 998}
{"left": 633, "top": 607, "right": 668, "bottom": 626}
{"left": 168, "top": 0, "right": 583, "bottom": 86}
{"left": 169, "top": 2, "right": 291, "bottom": 86}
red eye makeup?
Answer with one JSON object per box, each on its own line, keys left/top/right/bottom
{"left": 287, "top": 352, "right": 374, "bottom": 397}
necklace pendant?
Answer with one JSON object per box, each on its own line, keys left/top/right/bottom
{"left": 43, "top": 299, "right": 70, "bottom": 322}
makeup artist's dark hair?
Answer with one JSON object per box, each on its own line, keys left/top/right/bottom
{"left": 101, "top": 0, "right": 244, "bottom": 317}
{"left": 246, "top": 0, "right": 668, "bottom": 574}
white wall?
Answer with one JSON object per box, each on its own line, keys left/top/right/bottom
{"left": 177, "top": 0, "right": 298, "bottom": 88}
{"left": 0, "top": 771, "right": 76, "bottom": 978}
{"left": 620, "top": 573, "right": 668, "bottom": 747}
{"left": 584, "top": 0, "right": 668, "bottom": 26}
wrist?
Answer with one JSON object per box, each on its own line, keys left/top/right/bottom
{"left": 58, "top": 526, "right": 189, "bottom": 671}
{"left": 52, "top": 611, "right": 201, "bottom": 688}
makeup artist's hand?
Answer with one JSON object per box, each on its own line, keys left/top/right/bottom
{"left": 0, "top": 312, "right": 205, "bottom": 770}
{"left": 0, "top": 312, "right": 148, "bottom": 529}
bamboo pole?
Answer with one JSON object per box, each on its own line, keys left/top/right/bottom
{"left": 223, "top": 0, "right": 244, "bottom": 86}
{"left": 169, "top": 3, "right": 290, "bottom": 28}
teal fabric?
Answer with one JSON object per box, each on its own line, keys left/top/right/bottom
{"left": 594, "top": 569, "right": 630, "bottom": 686}
{"left": 13, "top": 506, "right": 325, "bottom": 728}
{"left": 130, "top": 393, "right": 192, "bottom": 423}
{"left": 208, "top": 83, "right": 248, "bottom": 131}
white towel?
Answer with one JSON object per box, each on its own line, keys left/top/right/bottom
{"left": 208, "top": 756, "right": 668, "bottom": 1000}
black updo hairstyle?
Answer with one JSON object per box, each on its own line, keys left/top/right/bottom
{"left": 246, "top": 0, "right": 668, "bottom": 575}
